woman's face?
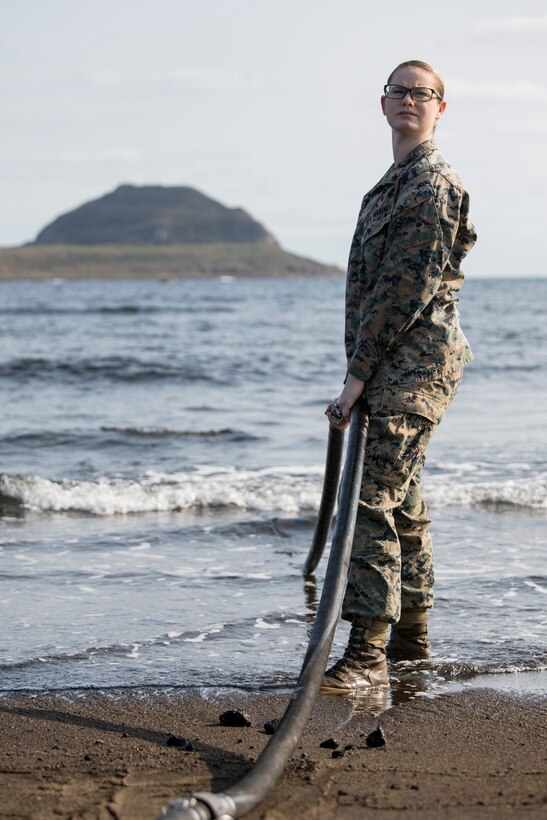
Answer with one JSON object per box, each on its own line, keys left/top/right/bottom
{"left": 381, "top": 65, "right": 446, "bottom": 141}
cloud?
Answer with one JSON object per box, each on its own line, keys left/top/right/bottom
{"left": 6, "top": 148, "right": 142, "bottom": 166}
{"left": 497, "top": 121, "right": 547, "bottom": 136}
{"left": 156, "top": 69, "right": 262, "bottom": 92}
{"left": 86, "top": 68, "right": 262, "bottom": 93}
{"left": 472, "top": 16, "right": 547, "bottom": 40}
{"left": 449, "top": 79, "right": 547, "bottom": 102}
{"left": 57, "top": 148, "right": 142, "bottom": 164}
{"left": 87, "top": 70, "right": 124, "bottom": 88}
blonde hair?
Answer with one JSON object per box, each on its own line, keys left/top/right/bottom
{"left": 387, "top": 60, "right": 445, "bottom": 101}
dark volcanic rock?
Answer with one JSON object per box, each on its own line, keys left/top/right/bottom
{"left": 319, "top": 737, "right": 339, "bottom": 749}
{"left": 219, "top": 709, "right": 252, "bottom": 728}
{"left": 34, "top": 185, "right": 278, "bottom": 246}
{"left": 264, "top": 718, "right": 281, "bottom": 735}
{"left": 165, "top": 735, "right": 196, "bottom": 751}
{"left": 365, "top": 727, "right": 386, "bottom": 748}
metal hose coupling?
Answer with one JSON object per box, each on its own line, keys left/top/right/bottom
{"left": 159, "top": 792, "right": 236, "bottom": 820}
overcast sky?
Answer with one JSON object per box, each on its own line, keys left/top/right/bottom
{"left": 3, "top": 0, "right": 546, "bottom": 276}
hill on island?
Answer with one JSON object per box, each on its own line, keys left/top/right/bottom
{"left": 0, "top": 185, "right": 343, "bottom": 279}
{"left": 34, "top": 184, "right": 277, "bottom": 246}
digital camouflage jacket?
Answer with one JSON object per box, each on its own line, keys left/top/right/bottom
{"left": 345, "top": 139, "right": 477, "bottom": 397}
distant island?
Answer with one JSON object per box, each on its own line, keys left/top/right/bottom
{"left": 0, "top": 185, "right": 342, "bottom": 279}
{"left": 34, "top": 184, "right": 278, "bottom": 246}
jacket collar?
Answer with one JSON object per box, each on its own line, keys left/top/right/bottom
{"left": 396, "top": 138, "right": 437, "bottom": 169}
{"left": 379, "top": 139, "right": 437, "bottom": 186}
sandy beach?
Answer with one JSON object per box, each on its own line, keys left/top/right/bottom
{"left": 0, "top": 688, "right": 545, "bottom": 819}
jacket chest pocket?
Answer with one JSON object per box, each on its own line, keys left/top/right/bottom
{"left": 359, "top": 225, "right": 389, "bottom": 289}
{"left": 361, "top": 208, "right": 391, "bottom": 243}
{"left": 359, "top": 187, "right": 393, "bottom": 242}
{"left": 358, "top": 199, "right": 391, "bottom": 288}
{"left": 352, "top": 187, "right": 393, "bottom": 287}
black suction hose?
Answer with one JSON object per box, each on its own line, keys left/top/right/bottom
{"left": 303, "top": 422, "right": 345, "bottom": 577}
{"left": 158, "top": 401, "right": 368, "bottom": 820}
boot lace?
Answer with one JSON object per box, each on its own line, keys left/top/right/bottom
{"left": 344, "top": 621, "right": 370, "bottom": 662}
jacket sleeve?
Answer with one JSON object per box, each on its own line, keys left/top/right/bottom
{"left": 347, "top": 185, "right": 450, "bottom": 383}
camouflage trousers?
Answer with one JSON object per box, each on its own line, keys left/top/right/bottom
{"left": 342, "top": 373, "right": 462, "bottom": 624}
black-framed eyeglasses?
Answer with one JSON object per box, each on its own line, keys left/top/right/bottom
{"left": 383, "top": 84, "right": 441, "bottom": 102}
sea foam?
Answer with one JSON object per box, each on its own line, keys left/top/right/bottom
{"left": 1, "top": 467, "right": 546, "bottom": 516}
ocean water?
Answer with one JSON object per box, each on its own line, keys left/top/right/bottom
{"left": 0, "top": 276, "right": 546, "bottom": 699}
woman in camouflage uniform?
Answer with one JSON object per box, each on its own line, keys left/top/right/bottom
{"left": 321, "top": 60, "right": 476, "bottom": 694}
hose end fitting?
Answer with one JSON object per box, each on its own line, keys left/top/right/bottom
{"left": 158, "top": 792, "right": 236, "bottom": 820}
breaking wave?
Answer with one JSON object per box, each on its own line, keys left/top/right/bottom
{"left": 423, "top": 473, "right": 547, "bottom": 512}
{"left": 1, "top": 467, "right": 546, "bottom": 516}
{"left": 0, "top": 466, "right": 323, "bottom": 516}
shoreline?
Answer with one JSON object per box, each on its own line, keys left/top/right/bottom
{"left": 1, "top": 687, "right": 545, "bottom": 819}
{"left": 0, "top": 244, "right": 343, "bottom": 280}
{"left": 2, "top": 664, "right": 546, "bottom": 703}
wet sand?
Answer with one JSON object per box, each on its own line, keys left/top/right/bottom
{"left": 0, "top": 688, "right": 545, "bottom": 819}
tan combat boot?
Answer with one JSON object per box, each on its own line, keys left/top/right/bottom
{"left": 320, "top": 618, "right": 389, "bottom": 695}
{"left": 388, "top": 607, "right": 430, "bottom": 660}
